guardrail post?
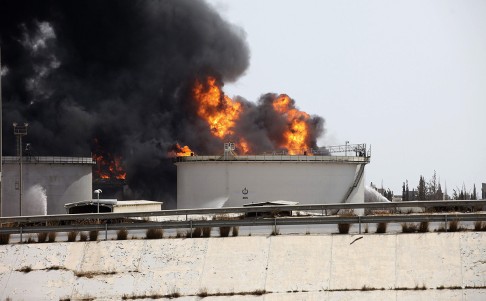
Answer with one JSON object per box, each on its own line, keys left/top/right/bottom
{"left": 20, "top": 227, "right": 23, "bottom": 243}
{"left": 190, "top": 220, "right": 193, "bottom": 238}
{"left": 445, "top": 215, "right": 448, "bottom": 232}
{"left": 105, "top": 224, "right": 108, "bottom": 240}
{"left": 274, "top": 218, "right": 277, "bottom": 234}
{"left": 358, "top": 216, "right": 361, "bottom": 234}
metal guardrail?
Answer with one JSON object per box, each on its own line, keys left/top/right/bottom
{"left": 0, "top": 213, "right": 485, "bottom": 236}
{"left": 0, "top": 200, "right": 485, "bottom": 225}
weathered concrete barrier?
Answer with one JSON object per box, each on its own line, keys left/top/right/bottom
{"left": 0, "top": 232, "right": 485, "bottom": 300}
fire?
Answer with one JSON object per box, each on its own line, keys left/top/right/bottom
{"left": 193, "top": 76, "right": 242, "bottom": 138}
{"left": 238, "top": 138, "right": 250, "bottom": 154}
{"left": 185, "top": 76, "right": 313, "bottom": 156}
{"left": 272, "top": 94, "right": 311, "bottom": 155}
{"left": 92, "top": 139, "right": 127, "bottom": 180}
{"left": 93, "top": 153, "right": 127, "bottom": 180}
{"left": 168, "top": 143, "right": 193, "bottom": 157}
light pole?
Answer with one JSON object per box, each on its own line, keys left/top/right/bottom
{"left": 94, "top": 189, "right": 102, "bottom": 213}
{"left": 13, "top": 122, "right": 28, "bottom": 216}
{"left": 345, "top": 141, "right": 349, "bottom": 156}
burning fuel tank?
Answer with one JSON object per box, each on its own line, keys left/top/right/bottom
{"left": 1, "top": 156, "right": 94, "bottom": 216}
{"left": 175, "top": 152, "right": 370, "bottom": 209}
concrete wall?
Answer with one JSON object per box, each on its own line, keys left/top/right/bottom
{"left": 0, "top": 232, "right": 485, "bottom": 300}
{"left": 177, "top": 161, "right": 365, "bottom": 209}
{"left": 2, "top": 161, "right": 92, "bottom": 216}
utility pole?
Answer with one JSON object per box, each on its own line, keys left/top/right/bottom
{"left": 13, "top": 123, "right": 28, "bottom": 216}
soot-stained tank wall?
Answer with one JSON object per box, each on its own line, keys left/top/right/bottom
{"left": 176, "top": 158, "right": 367, "bottom": 209}
{"left": 1, "top": 157, "right": 93, "bottom": 216}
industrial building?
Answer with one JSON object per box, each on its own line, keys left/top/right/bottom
{"left": 64, "top": 199, "right": 163, "bottom": 214}
{"left": 176, "top": 144, "right": 370, "bottom": 209}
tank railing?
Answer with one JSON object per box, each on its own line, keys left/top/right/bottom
{"left": 176, "top": 155, "right": 370, "bottom": 163}
{"left": 2, "top": 156, "right": 95, "bottom": 164}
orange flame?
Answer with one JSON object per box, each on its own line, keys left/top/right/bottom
{"left": 193, "top": 76, "right": 242, "bottom": 139}
{"left": 93, "top": 153, "right": 127, "bottom": 180}
{"left": 187, "top": 77, "right": 312, "bottom": 156}
{"left": 168, "top": 143, "right": 193, "bottom": 157}
{"left": 272, "top": 94, "right": 311, "bottom": 155}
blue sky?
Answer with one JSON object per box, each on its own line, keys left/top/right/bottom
{"left": 207, "top": 0, "right": 486, "bottom": 196}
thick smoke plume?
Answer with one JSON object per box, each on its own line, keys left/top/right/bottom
{"left": 1, "top": 0, "right": 324, "bottom": 207}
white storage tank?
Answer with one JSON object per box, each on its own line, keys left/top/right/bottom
{"left": 176, "top": 154, "right": 369, "bottom": 209}
{"left": 1, "top": 156, "right": 94, "bottom": 216}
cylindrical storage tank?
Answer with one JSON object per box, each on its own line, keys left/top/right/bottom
{"left": 2, "top": 156, "right": 94, "bottom": 216}
{"left": 176, "top": 155, "right": 369, "bottom": 209}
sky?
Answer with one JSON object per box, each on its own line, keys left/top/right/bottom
{"left": 206, "top": 0, "right": 486, "bottom": 196}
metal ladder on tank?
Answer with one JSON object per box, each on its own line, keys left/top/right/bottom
{"left": 341, "top": 163, "right": 366, "bottom": 203}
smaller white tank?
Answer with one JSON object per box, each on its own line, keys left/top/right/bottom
{"left": 1, "top": 156, "right": 94, "bottom": 216}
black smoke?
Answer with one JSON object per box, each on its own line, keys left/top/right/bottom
{"left": 0, "top": 0, "right": 324, "bottom": 207}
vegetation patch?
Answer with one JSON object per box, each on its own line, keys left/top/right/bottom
{"left": 37, "top": 232, "right": 48, "bottom": 243}
{"left": 79, "top": 232, "right": 88, "bottom": 241}
{"left": 375, "top": 222, "right": 387, "bottom": 233}
{"left": 88, "top": 231, "right": 99, "bottom": 241}
{"left": 47, "top": 232, "right": 57, "bottom": 243}
{"left": 418, "top": 221, "right": 429, "bottom": 233}
{"left": 219, "top": 226, "right": 231, "bottom": 237}
{"left": 67, "top": 231, "right": 78, "bottom": 242}
{"left": 16, "top": 266, "right": 33, "bottom": 273}
{"left": 145, "top": 228, "right": 163, "bottom": 239}
{"left": 401, "top": 223, "right": 418, "bottom": 233}
{"left": 75, "top": 270, "right": 116, "bottom": 278}
{"left": 202, "top": 227, "right": 212, "bottom": 237}
{"left": 337, "top": 210, "right": 355, "bottom": 234}
{"left": 197, "top": 288, "right": 208, "bottom": 297}
{"left": 117, "top": 229, "right": 128, "bottom": 240}
{"left": 0, "top": 233, "right": 10, "bottom": 245}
